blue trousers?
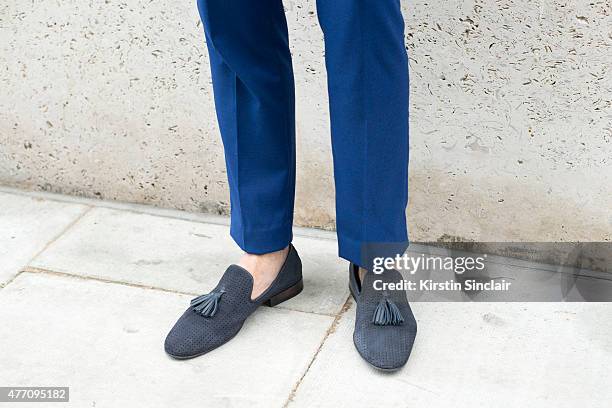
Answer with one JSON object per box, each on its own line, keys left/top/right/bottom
{"left": 197, "top": 0, "right": 409, "bottom": 266}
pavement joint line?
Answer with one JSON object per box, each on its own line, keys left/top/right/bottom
{"left": 0, "top": 269, "right": 26, "bottom": 290}
{"left": 0, "top": 186, "right": 338, "bottom": 241}
{"left": 16, "top": 266, "right": 339, "bottom": 318}
{"left": 26, "top": 205, "right": 94, "bottom": 265}
{"left": 0, "top": 186, "right": 233, "bottom": 227}
{"left": 283, "top": 295, "right": 353, "bottom": 408}
{"left": 4, "top": 187, "right": 611, "bottom": 273}
{"left": 0, "top": 205, "right": 92, "bottom": 291}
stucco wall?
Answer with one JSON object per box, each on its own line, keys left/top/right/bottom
{"left": 1, "top": 0, "right": 611, "bottom": 241}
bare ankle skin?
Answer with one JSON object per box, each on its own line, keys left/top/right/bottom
{"left": 238, "top": 246, "right": 290, "bottom": 300}
{"left": 359, "top": 267, "right": 367, "bottom": 283}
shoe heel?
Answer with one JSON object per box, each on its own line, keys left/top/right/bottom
{"left": 263, "top": 279, "right": 304, "bottom": 307}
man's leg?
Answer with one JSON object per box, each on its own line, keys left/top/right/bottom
{"left": 197, "top": 0, "right": 296, "bottom": 297}
{"left": 316, "top": 0, "right": 416, "bottom": 371}
{"left": 316, "top": 0, "right": 409, "bottom": 267}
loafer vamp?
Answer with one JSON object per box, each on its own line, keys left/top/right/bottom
{"left": 165, "top": 266, "right": 257, "bottom": 358}
{"left": 353, "top": 269, "right": 417, "bottom": 370}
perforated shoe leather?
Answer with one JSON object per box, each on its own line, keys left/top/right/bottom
{"left": 165, "top": 245, "right": 303, "bottom": 359}
{"left": 349, "top": 263, "right": 417, "bottom": 371}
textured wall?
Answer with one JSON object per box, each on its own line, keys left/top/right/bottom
{"left": 1, "top": 0, "right": 611, "bottom": 241}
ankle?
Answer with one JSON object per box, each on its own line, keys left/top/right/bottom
{"left": 239, "top": 246, "right": 290, "bottom": 299}
{"left": 239, "top": 246, "right": 289, "bottom": 275}
{"left": 358, "top": 266, "right": 367, "bottom": 283}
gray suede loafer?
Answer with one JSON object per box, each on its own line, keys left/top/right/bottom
{"left": 349, "top": 263, "right": 417, "bottom": 371}
{"left": 164, "top": 244, "right": 303, "bottom": 359}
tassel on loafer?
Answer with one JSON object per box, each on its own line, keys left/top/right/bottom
{"left": 164, "top": 244, "right": 303, "bottom": 359}
{"left": 349, "top": 263, "right": 417, "bottom": 371}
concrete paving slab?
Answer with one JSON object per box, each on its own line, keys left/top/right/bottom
{"left": 0, "top": 185, "right": 340, "bottom": 242}
{"left": 0, "top": 272, "right": 333, "bottom": 408}
{"left": 289, "top": 301, "right": 612, "bottom": 408}
{"left": 0, "top": 192, "right": 88, "bottom": 285}
{"left": 30, "top": 207, "right": 348, "bottom": 315}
